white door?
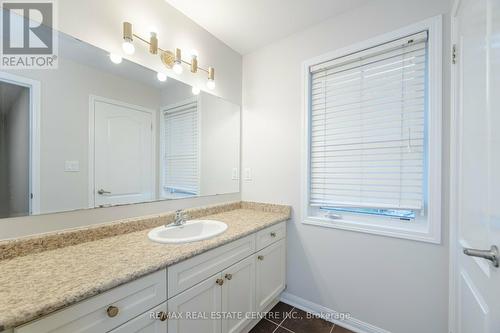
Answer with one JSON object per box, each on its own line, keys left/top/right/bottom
{"left": 93, "top": 98, "right": 154, "bottom": 207}
{"left": 168, "top": 273, "right": 222, "bottom": 333}
{"left": 255, "top": 240, "right": 286, "bottom": 312}
{"left": 221, "top": 256, "right": 256, "bottom": 333}
{"left": 452, "top": 0, "right": 500, "bottom": 332}
{"left": 109, "top": 303, "right": 167, "bottom": 333}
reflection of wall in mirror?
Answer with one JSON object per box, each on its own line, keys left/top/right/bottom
{"left": 199, "top": 94, "right": 240, "bottom": 196}
{"left": 4, "top": 57, "right": 160, "bottom": 214}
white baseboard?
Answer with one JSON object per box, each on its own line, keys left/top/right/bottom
{"left": 280, "top": 292, "right": 391, "bottom": 333}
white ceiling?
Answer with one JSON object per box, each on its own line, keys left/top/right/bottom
{"left": 164, "top": 0, "right": 370, "bottom": 54}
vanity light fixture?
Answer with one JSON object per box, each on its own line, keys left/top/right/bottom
{"left": 122, "top": 22, "right": 135, "bottom": 55}
{"left": 109, "top": 53, "right": 123, "bottom": 64}
{"left": 122, "top": 21, "right": 215, "bottom": 88}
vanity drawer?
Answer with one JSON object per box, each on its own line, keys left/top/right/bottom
{"left": 168, "top": 234, "right": 255, "bottom": 297}
{"left": 14, "top": 269, "right": 167, "bottom": 333}
{"left": 256, "top": 222, "right": 286, "bottom": 251}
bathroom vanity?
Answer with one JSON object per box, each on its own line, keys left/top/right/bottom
{"left": 0, "top": 202, "right": 290, "bottom": 333}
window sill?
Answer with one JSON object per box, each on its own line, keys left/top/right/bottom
{"left": 302, "top": 216, "right": 441, "bottom": 244}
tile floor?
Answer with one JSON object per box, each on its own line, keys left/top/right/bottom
{"left": 250, "top": 302, "right": 354, "bottom": 333}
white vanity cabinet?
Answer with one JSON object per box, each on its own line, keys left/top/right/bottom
{"left": 13, "top": 269, "right": 167, "bottom": 333}
{"left": 255, "top": 239, "right": 286, "bottom": 311}
{"left": 12, "top": 222, "right": 287, "bottom": 333}
{"left": 167, "top": 222, "right": 286, "bottom": 333}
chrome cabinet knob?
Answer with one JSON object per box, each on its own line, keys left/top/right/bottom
{"left": 216, "top": 278, "right": 224, "bottom": 286}
{"left": 225, "top": 273, "right": 232, "bottom": 280}
{"left": 463, "top": 245, "right": 499, "bottom": 267}
{"left": 270, "top": 232, "right": 276, "bottom": 238}
{"left": 257, "top": 255, "right": 264, "bottom": 261}
{"left": 106, "top": 305, "right": 119, "bottom": 317}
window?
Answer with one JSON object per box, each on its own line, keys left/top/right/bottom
{"left": 302, "top": 17, "right": 442, "bottom": 243}
{"left": 161, "top": 99, "right": 199, "bottom": 198}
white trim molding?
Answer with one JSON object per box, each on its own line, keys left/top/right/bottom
{"left": 0, "top": 71, "right": 41, "bottom": 215}
{"left": 280, "top": 292, "right": 391, "bottom": 333}
{"left": 300, "top": 15, "right": 443, "bottom": 244}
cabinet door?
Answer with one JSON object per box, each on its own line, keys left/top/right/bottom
{"left": 255, "top": 239, "right": 286, "bottom": 311}
{"left": 221, "top": 256, "right": 256, "bottom": 333}
{"left": 168, "top": 273, "right": 222, "bottom": 333}
{"left": 109, "top": 303, "right": 167, "bottom": 333}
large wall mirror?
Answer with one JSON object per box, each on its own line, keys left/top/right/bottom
{"left": 0, "top": 31, "right": 240, "bottom": 218}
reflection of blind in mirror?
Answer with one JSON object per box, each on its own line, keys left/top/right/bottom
{"left": 163, "top": 101, "right": 199, "bottom": 195}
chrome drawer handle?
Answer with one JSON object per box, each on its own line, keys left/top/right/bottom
{"left": 107, "top": 305, "right": 119, "bottom": 318}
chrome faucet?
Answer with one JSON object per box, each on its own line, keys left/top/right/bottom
{"left": 166, "top": 209, "right": 188, "bottom": 227}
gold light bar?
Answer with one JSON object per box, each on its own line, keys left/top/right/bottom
{"left": 120, "top": 22, "right": 216, "bottom": 87}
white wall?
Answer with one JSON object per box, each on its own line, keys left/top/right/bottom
{"left": 241, "top": 0, "right": 452, "bottom": 332}
{"left": 58, "top": 0, "right": 242, "bottom": 105}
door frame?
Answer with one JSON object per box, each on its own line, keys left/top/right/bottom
{"left": 88, "top": 95, "right": 157, "bottom": 208}
{"left": 0, "top": 71, "right": 41, "bottom": 215}
{"left": 448, "top": 0, "right": 480, "bottom": 331}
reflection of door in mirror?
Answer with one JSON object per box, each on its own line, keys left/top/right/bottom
{"left": 90, "top": 96, "right": 155, "bottom": 208}
{"left": 0, "top": 79, "right": 30, "bottom": 218}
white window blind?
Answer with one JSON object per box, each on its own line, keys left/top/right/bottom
{"left": 163, "top": 100, "right": 199, "bottom": 194}
{"left": 309, "top": 31, "right": 428, "bottom": 211}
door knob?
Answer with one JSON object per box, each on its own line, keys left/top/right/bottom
{"left": 98, "top": 189, "right": 111, "bottom": 195}
{"left": 463, "top": 245, "right": 499, "bottom": 267}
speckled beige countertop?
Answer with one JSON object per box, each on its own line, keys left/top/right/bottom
{"left": 0, "top": 202, "right": 291, "bottom": 331}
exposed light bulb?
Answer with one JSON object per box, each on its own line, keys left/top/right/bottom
{"left": 173, "top": 62, "right": 183, "bottom": 74}
{"left": 192, "top": 86, "right": 201, "bottom": 95}
{"left": 157, "top": 72, "right": 167, "bottom": 82}
{"left": 109, "top": 53, "right": 122, "bottom": 64}
{"left": 206, "top": 79, "right": 215, "bottom": 90}
{"left": 122, "top": 41, "right": 135, "bottom": 55}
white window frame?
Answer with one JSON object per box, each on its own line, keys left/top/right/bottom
{"left": 159, "top": 97, "right": 201, "bottom": 199}
{"left": 301, "top": 15, "right": 443, "bottom": 244}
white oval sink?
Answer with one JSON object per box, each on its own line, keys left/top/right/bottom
{"left": 148, "top": 220, "right": 228, "bottom": 244}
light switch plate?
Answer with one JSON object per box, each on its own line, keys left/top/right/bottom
{"left": 244, "top": 168, "right": 252, "bottom": 181}
{"left": 232, "top": 168, "right": 239, "bottom": 180}
{"left": 64, "top": 160, "right": 80, "bottom": 172}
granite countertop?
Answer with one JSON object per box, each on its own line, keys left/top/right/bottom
{"left": 0, "top": 202, "right": 291, "bottom": 331}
